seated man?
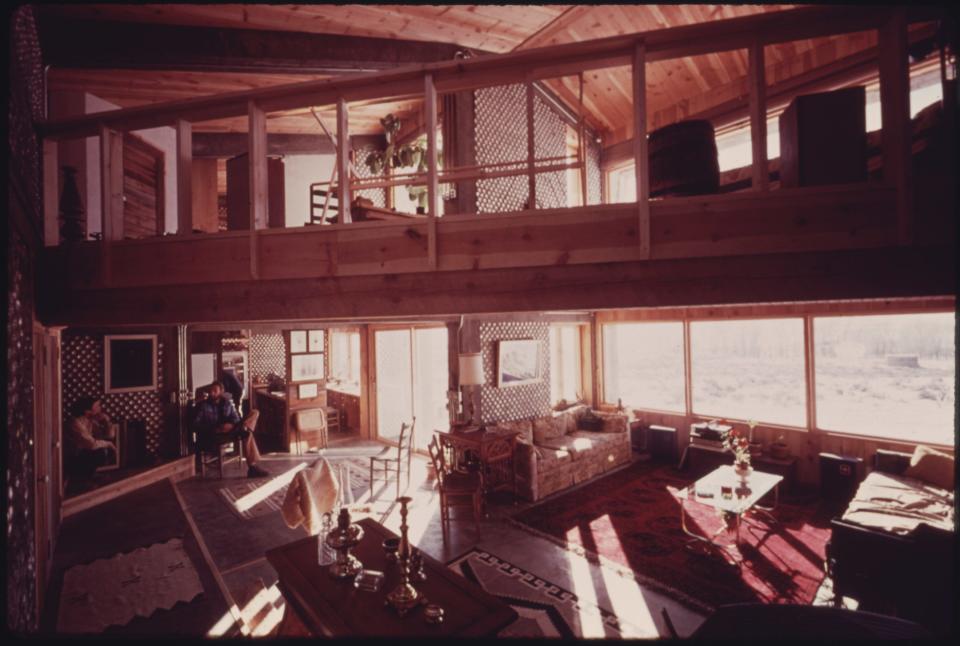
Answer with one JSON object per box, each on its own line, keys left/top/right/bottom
{"left": 194, "top": 381, "right": 269, "bottom": 478}
{"left": 66, "top": 396, "right": 117, "bottom": 487}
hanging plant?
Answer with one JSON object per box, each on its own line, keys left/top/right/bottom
{"left": 363, "top": 113, "right": 440, "bottom": 211}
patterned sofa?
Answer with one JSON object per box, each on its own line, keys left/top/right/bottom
{"left": 489, "top": 404, "right": 631, "bottom": 502}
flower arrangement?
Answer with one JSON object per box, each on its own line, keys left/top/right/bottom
{"left": 722, "top": 426, "right": 752, "bottom": 469}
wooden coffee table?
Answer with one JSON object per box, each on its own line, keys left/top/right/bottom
{"left": 266, "top": 517, "right": 517, "bottom": 637}
{"left": 680, "top": 465, "right": 783, "bottom": 564}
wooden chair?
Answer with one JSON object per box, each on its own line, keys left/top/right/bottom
{"left": 293, "top": 408, "right": 328, "bottom": 455}
{"left": 195, "top": 429, "right": 244, "bottom": 479}
{"left": 369, "top": 418, "right": 415, "bottom": 500}
{"left": 427, "top": 435, "right": 484, "bottom": 533}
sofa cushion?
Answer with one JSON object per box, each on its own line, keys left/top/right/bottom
{"left": 904, "top": 445, "right": 955, "bottom": 490}
{"left": 494, "top": 419, "right": 534, "bottom": 445}
{"left": 535, "top": 445, "right": 573, "bottom": 470}
{"left": 533, "top": 416, "right": 566, "bottom": 444}
{"left": 537, "top": 434, "right": 599, "bottom": 460}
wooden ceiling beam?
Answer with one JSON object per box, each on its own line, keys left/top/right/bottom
{"left": 37, "top": 16, "right": 479, "bottom": 75}
{"left": 37, "top": 245, "right": 955, "bottom": 327}
{"left": 190, "top": 133, "right": 386, "bottom": 158}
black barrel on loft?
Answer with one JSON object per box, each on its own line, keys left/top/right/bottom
{"left": 648, "top": 119, "right": 720, "bottom": 197}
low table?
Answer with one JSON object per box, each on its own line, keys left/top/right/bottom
{"left": 266, "top": 517, "right": 517, "bottom": 637}
{"left": 680, "top": 465, "right": 783, "bottom": 564}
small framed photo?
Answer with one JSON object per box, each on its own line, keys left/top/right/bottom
{"left": 291, "top": 353, "right": 325, "bottom": 382}
{"left": 496, "top": 339, "right": 541, "bottom": 388}
{"left": 298, "top": 383, "right": 319, "bottom": 399}
{"left": 308, "top": 329, "right": 325, "bottom": 352}
{"left": 290, "top": 330, "right": 307, "bottom": 354}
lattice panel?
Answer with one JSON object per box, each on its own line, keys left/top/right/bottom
{"left": 474, "top": 84, "right": 569, "bottom": 213}
{"left": 62, "top": 333, "right": 166, "bottom": 458}
{"left": 478, "top": 321, "right": 552, "bottom": 424}
{"left": 7, "top": 230, "right": 36, "bottom": 633}
{"left": 8, "top": 5, "right": 44, "bottom": 229}
{"left": 250, "top": 333, "right": 286, "bottom": 383}
{"left": 585, "top": 130, "right": 603, "bottom": 205}
{"left": 352, "top": 146, "right": 386, "bottom": 208}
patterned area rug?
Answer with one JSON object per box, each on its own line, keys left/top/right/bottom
{"left": 218, "top": 456, "right": 370, "bottom": 521}
{"left": 448, "top": 549, "right": 644, "bottom": 638}
{"left": 57, "top": 537, "right": 203, "bottom": 634}
{"left": 511, "top": 461, "right": 832, "bottom": 612}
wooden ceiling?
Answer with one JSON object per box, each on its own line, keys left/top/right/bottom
{"left": 43, "top": 4, "right": 905, "bottom": 144}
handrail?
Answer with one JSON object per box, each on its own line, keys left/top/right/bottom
{"left": 36, "top": 5, "right": 941, "bottom": 141}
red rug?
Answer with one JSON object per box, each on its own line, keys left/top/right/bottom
{"left": 513, "top": 461, "right": 832, "bottom": 611}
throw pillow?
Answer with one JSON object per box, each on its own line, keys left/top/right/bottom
{"left": 497, "top": 419, "right": 534, "bottom": 445}
{"left": 904, "top": 445, "right": 954, "bottom": 490}
{"left": 532, "top": 417, "right": 564, "bottom": 444}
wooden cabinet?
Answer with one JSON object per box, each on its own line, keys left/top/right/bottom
{"left": 779, "top": 86, "right": 867, "bottom": 188}
{"left": 226, "top": 153, "right": 286, "bottom": 230}
{"left": 255, "top": 386, "right": 328, "bottom": 453}
{"left": 327, "top": 387, "right": 360, "bottom": 432}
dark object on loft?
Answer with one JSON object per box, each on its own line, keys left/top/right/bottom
{"left": 226, "top": 153, "right": 286, "bottom": 230}
{"left": 59, "top": 165, "right": 85, "bottom": 242}
{"left": 690, "top": 603, "right": 932, "bottom": 639}
{"left": 779, "top": 86, "right": 867, "bottom": 188}
{"left": 648, "top": 119, "right": 720, "bottom": 197}
{"left": 826, "top": 449, "right": 954, "bottom": 635}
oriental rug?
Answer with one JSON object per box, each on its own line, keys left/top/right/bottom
{"left": 218, "top": 456, "right": 370, "bottom": 521}
{"left": 56, "top": 537, "right": 203, "bottom": 634}
{"left": 447, "top": 548, "right": 646, "bottom": 638}
{"left": 511, "top": 461, "right": 832, "bottom": 612}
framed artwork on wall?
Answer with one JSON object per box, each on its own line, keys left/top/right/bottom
{"left": 290, "top": 330, "right": 307, "bottom": 354}
{"left": 308, "top": 329, "right": 325, "bottom": 352}
{"left": 496, "top": 339, "right": 541, "bottom": 388}
{"left": 105, "top": 334, "right": 157, "bottom": 394}
{"left": 291, "top": 353, "right": 325, "bottom": 383}
{"left": 298, "top": 383, "right": 319, "bottom": 399}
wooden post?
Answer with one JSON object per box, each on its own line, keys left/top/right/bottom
{"left": 248, "top": 100, "right": 267, "bottom": 279}
{"left": 526, "top": 80, "right": 536, "bottom": 210}
{"left": 632, "top": 41, "right": 651, "bottom": 259}
{"left": 100, "top": 125, "right": 123, "bottom": 285}
{"left": 803, "top": 315, "right": 817, "bottom": 432}
{"left": 878, "top": 10, "right": 912, "bottom": 245}
{"left": 336, "top": 98, "right": 352, "bottom": 224}
{"left": 748, "top": 41, "right": 769, "bottom": 191}
{"left": 42, "top": 139, "right": 59, "bottom": 247}
{"left": 175, "top": 120, "right": 193, "bottom": 234}
{"left": 578, "top": 72, "right": 589, "bottom": 207}
{"left": 358, "top": 324, "right": 371, "bottom": 439}
{"left": 424, "top": 73, "right": 439, "bottom": 269}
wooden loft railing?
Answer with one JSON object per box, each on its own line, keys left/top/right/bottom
{"left": 39, "top": 5, "right": 946, "bottom": 290}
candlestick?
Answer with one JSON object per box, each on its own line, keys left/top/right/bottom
{"left": 385, "top": 496, "right": 421, "bottom": 616}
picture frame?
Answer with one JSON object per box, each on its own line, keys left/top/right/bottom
{"left": 298, "top": 383, "right": 319, "bottom": 399}
{"left": 308, "top": 329, "right": 325, "bottom": 353}
{"left": 496, "top": 339, "right": 541, "bottom": 388}
{"left": 104, "top": 334, "right": 158, "bottom": 394}
{"left": 290, "top": 330, "right": 307, "bottom": 354}
{"left": 291, "top": 353, "right": 325, "bottom": 383}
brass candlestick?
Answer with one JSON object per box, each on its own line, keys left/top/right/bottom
{"left": 325, "top": 507, "right": 364, "bottom": 579}
{"left": 385, "top": 496, "right": 421, "bottom": 616}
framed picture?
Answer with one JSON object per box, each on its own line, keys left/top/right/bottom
{"left": 308, "top": 329, "right": 325, "bottom": 353}
{"left": 290, "top": 330, "right": 307, "bottom": 354}
{"left": 298, "top": 383, "right": 319, "bottom": 399}
{"left": 105, "top": 334, "right": 157, "bottom": 393}
{"left": 496, "top": 339, "right": 541, "bottom": 388}
{"left": 291, "top": 353, "right": 325, "bottom": 383}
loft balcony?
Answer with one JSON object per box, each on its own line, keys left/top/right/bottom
{"left": 35, "top": 5, "right": 956, "bottom": 326}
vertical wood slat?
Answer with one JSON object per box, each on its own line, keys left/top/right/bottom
{"left": 100, "top": 126, "right": 123, "bottom": 286}
{"left": 632, "top": 41, "right": 651, "bottom": 259}
{"left": 175, "top": 120, "right": 193, "bottom": 234}
{"left": 748, "top": 41, "right": 769, "bottom": 191}
{"left": 424, "top": 73, "right": 439, "bottom": 269}
{"left": 878, "top": 10, "right": 912, "bottom": 245}
{"left": 578, "top": 73, "right": 588, "bottom": 207}
{"left": 248, "top": 100, "right": 267, "bottom": 279}
{"left": 336, "top": 98, "right": 352, "bottom": 224}
{"left": 803, "top": 315, "right": 818, "bottom": 432}
{"left": 526, "top": 80, "right": 536, "bottom": 210}
{"left": 42, "top": 139, "right": 59, "bottom": 247}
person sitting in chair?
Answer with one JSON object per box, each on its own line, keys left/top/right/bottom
{"left": 66, "top": 396, "right": 117, "bottom": 487}
{"left": 193, "top": 381, "right": 269, "bottom": 478}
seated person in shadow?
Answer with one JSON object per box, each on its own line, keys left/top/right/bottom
{"left": 65, "top": 396, "right": 117, "bottom": 489}
{"left": 220, "top": 367, "right": 245, "bottom": 417}
{"left": 194, "top": 381, "right": 269, "bottom": 478}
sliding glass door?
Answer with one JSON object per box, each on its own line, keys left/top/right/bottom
{"left": 374, "top": 326, "right": 449, "bottom": 451}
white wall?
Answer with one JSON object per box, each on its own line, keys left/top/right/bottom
{"left": 282, "top": 154, "right": 335, "bottom": 228}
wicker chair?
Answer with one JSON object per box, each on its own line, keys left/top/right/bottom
{"left": 427, "top": 435, "right": 483, "bottom": 533}
{"left": 369, "top": 418, "right": 415, "bottom": 500}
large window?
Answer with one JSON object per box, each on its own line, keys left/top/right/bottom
{"left": 690, "top": 318, "right": 806, "bottom": 427}
{"left": 814, "top": 312, "right": 955, "bottom": 445}
{"left": 329, "top": 328, "right": 361, "bottom": 386}
{"left": 603, "top": 322, "right": 685, "bottom": 412}
{"left": 550, "top": 325, "right": 582, "bottom": 405}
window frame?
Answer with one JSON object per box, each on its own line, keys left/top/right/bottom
{"left": 549, "top": 323, "right": 584, "bottom": 406}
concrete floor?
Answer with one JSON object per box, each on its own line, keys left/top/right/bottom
{"left": 171, "top": 434, "right": 709, "bottom": 638}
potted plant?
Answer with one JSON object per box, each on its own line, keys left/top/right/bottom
{"left": 364, "top": 115, "right": 438, "bottom": 214}
{"left": 723, "top": 427, "right": 752, "bottom": 484}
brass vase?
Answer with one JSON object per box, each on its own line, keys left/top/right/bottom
{"left": 325, "top": 507, "right": 364, "bottom": 579}
{"left": 385, "top": 496, "right": 421, "bottom": 616}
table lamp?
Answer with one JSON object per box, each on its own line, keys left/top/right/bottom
{"left": 458, "top": 352, "right": 484, "bottom": 425}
